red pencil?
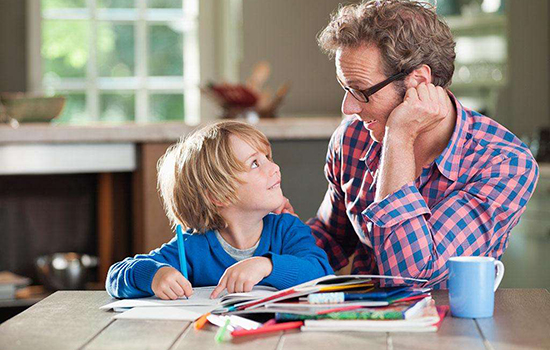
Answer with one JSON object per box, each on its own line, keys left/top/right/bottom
{"left": 231, "top": 321, "right": 303, "bottom": 337}
{"left": 315, "top": 304, "right": 364, "bottom": 315}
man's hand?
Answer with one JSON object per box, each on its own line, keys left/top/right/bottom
{"left": 210, "top": 257, "right": 273, "bottom": 298}
{"left": 151, "top": 266, "right": 193, "bottom": 300}
{"left": 386, "top": 83, "right": 450, "bottom": 142}
{"left": 273, "top": 197, "right": 297, "bottom": 217}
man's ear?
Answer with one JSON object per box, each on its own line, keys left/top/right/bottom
{"left": 404, "top": 64, "right": 432, "bottom": 89}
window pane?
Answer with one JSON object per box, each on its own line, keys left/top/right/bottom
{"left": 148, "top": 0, "right": 182, "bottom": 8}
{"left": 150, "top": 94, "right": 184, "bottom": 121}
{"left": 42, "top": 20, "right": 89, "bottom": 78}
{"left": 53, "top": 93, "right": 87, "bottom": 124}
{"left": 98, "top": 23, "right": 134, "bottom": 77}
{"left": 42, "top": 0, "right": 86, "bottom": 10}
{"left": 149, "top": 25, "right": 183, "bottom": 76}
{"left": 100, "top": 93, "right": 135, "bottom": 122}
{"left": 98, "top": 0, "right": 135, "bottom": 8}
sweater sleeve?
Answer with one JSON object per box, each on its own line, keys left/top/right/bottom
{"left": 262, "top": 214, "right": 334, "bottom": 289}
{"left": 105, "top": 237, "right": 185, "bottom": 298}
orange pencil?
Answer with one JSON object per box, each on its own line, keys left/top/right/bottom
{"left": 194, "top": 312, "right": 211, "bottom": 330}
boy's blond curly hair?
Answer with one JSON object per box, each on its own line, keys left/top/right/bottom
{"left": 158, "top": 120, "right": 271, "bottom": 233}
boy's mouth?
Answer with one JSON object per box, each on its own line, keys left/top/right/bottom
{"left": 268, "top": 181, "right": 281, "bottom": 190}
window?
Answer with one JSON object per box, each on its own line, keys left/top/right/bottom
{"left": 28, "top": 0, "right": 200, "bottom": 124}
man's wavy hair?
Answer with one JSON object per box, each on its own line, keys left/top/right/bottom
{"left": 318, "top": 0, "right": 456, "bottom": 88}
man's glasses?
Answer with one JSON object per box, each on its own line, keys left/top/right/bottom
{"left": 337, "top": 71, "right": 409, "bottom": 103}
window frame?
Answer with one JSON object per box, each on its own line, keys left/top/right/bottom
{"left": 26, "top": 0, "right": 216, "bottom": 124}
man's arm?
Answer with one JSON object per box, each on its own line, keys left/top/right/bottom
{"left": 365, "top": 153, "right": 538, "bottom": 287}
{"left": 307, "top": 121, "right": 359, "bottom": 271}
{"left": 376, "top": 84, "right": 450, "bottom": 202}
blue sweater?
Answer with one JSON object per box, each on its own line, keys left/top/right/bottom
{"left": 106, "top": 213, "right": 334, "bottom": 298}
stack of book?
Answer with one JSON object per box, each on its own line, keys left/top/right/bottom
{"left": 220, "top": 275, "right": 448, "bottom": 334}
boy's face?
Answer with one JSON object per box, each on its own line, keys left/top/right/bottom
{"left": 228, "top": 135, "right": 285, "bottom": 214}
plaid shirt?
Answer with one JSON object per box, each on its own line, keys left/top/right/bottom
{"left": 308, "top": 95, "right": 539, "bottom": 289}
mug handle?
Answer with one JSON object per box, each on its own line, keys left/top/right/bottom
{"left": 494, "top": 260, "right": 505, "bottom": 292}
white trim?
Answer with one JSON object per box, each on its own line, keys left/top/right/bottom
{"left": 87, "top": 0, "right": 99, "bottom": 121}
{"left": 219, "top": 0, "right": 243, "bottom": 82}
{"left": 26, "top": 0, "right": 42, "bottom": 94}
{"left": 135, "top": 0, "right": 148, "bottom": 123}
{"left": 197, "top": 0, "right": 220, "bottom": 123}
{"left": 0, "top": 143, "right": 136, "bottom": 175}
{"left": 42, "top": 8, "right": 197, "bottom": 23}
{"left": 42, "top": 77, "right": 196, "bottom": 91}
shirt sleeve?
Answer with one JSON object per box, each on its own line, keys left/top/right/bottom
{"left": 307, "top": 122, "right": 359, "bottom": 271}
{"left": 262, "top": 214, "right": 334, "bottom": 290}
{"left": 105, "top": 237, "right": 184, "bottom": 298}
{"left": 363, "top": 154, "right": 539, "bottom": 287}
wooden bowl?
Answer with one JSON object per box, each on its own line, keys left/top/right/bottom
{"left": 0, "top": 93, "right": 66, "bottom": 123}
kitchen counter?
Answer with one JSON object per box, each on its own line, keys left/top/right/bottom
{"left": 0, "top": 117, "right": 343, "bottom": 144}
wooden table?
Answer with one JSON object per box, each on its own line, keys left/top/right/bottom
{"left": 1, "top": 289, "right": 549, "bottom": 350}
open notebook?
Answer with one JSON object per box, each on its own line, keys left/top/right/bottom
{"left": 100, "top": 285, "right": 278, "bottom": 313}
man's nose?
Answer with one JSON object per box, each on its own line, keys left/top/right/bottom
{"left": 342, "top": 91, "right": 363, "bottom": 116}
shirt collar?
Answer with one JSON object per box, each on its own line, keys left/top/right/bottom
{"left": 360, "top": 92, "right": 468, "bottom": 182}
{"left": 360, "top": 138, "right": 381, "bottom": 174}
{"left": 434, "top": 92, "right": 468, "bottom": 182}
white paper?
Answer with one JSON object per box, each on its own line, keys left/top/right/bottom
{"left": 114, "top": 306, "right": 210, "bottom": 321}
{"left": 101, "top": 285, "right": 277, "bottom": 311}
{"left": 206, "top": 314, "right": 261, "bottom": 331}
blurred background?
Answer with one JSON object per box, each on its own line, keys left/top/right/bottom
{"left": 0, "top": 0, "right": 548, "bottom": 321}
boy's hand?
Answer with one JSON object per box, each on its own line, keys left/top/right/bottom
{"left": 151, "top": 266, "right": 193, "bottom": 300}
{"left": 210, "top": 257, "right": 273, "bottom": 299}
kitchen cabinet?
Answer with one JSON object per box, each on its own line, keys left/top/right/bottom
{"left": 445, "top": 12, "right": 507, "bottom": 118}
{"left": 501, "top": 164, "right": 550, "bottom": 289}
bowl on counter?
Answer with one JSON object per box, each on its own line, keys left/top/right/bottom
{"left": 0, "top": 93, "right": 65, "bottom": 123}
{"left": 35, "top": 253, "right": 98, "bottom": 291}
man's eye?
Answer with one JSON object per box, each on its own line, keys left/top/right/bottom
{"left": 251, "top": 160, "right": 259, "bottom": 169}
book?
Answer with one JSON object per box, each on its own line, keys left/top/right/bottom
{"left": 274, "top": 298, "right": 427, "bottom": 321}
{"left": 300, "top": 298, "right": 448, "bottom": 333}
{"left": 230, "top": 274, "right": 427, "bottom": 312}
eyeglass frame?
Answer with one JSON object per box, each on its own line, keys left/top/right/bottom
{"left": 337, "top": 70, "right": 409, "bottom": 103}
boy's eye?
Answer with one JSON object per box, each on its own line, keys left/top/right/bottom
{"left": 251, "top": 160, "right": 259, "bottom": 169}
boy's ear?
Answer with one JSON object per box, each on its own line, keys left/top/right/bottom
{"left": 207, "top": 192, "right": 226, "bottom": 207}
{"left": 404, "top": 64, "right": 432, "bottom": 89}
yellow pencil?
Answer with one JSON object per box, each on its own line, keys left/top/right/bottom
{"left": 318, "top": 283, "right": 374, "bottom": 293}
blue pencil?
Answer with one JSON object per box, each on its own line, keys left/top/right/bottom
{"left": 176, "top": 225, "right": 188, "bottom": 279}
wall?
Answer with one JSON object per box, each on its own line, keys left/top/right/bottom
{"left": 0, "top": 0, "right": 27, "bottom": 92}
{"left": 496, "top": 0, "right": 550, "bottom": 138}
{"left": 240, "top": 0, "right": 344, "bottom": 116}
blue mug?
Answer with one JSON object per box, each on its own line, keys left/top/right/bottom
{"left": 448, "top": 256, "right": 505, "bottom": 318}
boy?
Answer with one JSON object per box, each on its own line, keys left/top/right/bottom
{"left": 106, "top": 120, "right": 333, "bottom": 300}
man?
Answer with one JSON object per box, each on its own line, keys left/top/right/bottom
{"left": 281, "top": 0, "right": 538, "bottom": 289}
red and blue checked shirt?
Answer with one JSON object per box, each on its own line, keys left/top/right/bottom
{"left": 308, "top": 94, "right": 539, "bottom": 289}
